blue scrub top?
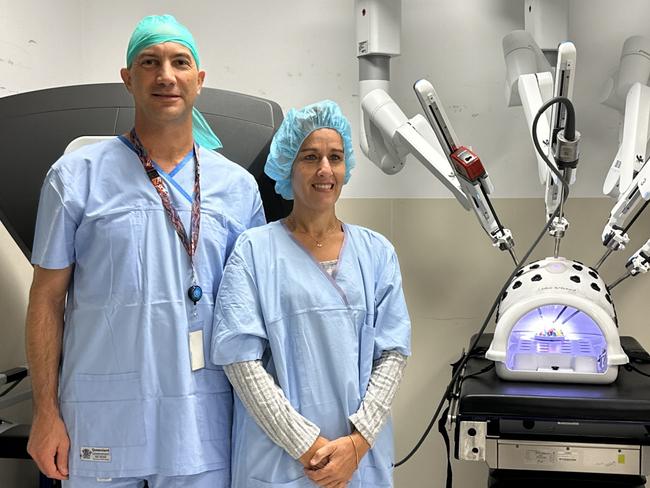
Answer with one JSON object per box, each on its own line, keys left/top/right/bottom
{"left": 32, "top": 137, "right": 265, "bottom": 480}
{"left": 212, "top": 221, "right": 411, "bottom": 487}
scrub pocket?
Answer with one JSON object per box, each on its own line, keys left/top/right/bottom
{"left": 249, "top": 476, "right": 312, "bottom": 487}
{"left": 197, "top": 391, "right": 232, "bottom": 442}
{"left": 74, "top": 213, "right": 142, "bottom": 307}
{"left": 63, "top": 372, "right": 146, "bottom": 447}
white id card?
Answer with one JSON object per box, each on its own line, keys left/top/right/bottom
{"left": 189, "top": 329, "right": 205, "bottom": 371}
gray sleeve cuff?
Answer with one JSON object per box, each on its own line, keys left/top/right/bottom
{"left": 224, "top": 360, "right": 320, "bottom": 459}
{"left": 349, "top": 350, "right": 407, "bottom": 446}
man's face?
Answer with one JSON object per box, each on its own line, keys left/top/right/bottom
{"left": 120, "top": 42, "right": 205, "bottom": 127}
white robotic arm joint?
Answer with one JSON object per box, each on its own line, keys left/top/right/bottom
{"left": 360, "top": 88, "right": 469, "bottom": 206}
{"left": 626, "top": 240, "right": 650, "bottom": 276}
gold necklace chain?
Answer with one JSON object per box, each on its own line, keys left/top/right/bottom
{"left": 286, "top": 216, "right": 340, "bottom": 248}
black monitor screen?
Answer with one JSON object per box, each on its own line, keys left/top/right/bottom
{"left": 0, "top": 83, "right": 290, "bottom": 259}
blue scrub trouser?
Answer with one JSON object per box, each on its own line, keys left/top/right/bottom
{"left": 62, "top": 470, "right": 227, "bottom": 488}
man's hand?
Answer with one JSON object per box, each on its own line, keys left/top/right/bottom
{"left": 304, "top": 432, "right": 370, "bottom": 487}
{"left": 25, "top": 266, "right": 73, "bottom": 480}
{"left": 27, "top": 410, "right": 70, "bottom": 480}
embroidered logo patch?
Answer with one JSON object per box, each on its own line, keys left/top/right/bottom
{"left": 80, "top": 447, "right": 111, "bottom": 462}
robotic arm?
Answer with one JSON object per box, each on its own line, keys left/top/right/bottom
{"left": 357, "top": 0, "right": 516, "bottom": 260}
{"left": 503, "top": 30, "right": 577, "bottom": 254}
{"left": 596, "top": 36, "right": 650, "bottom": 269}
{"left": 601, "top": 147, "right": 650, "bottom": 254}
{"left": 412, "top": 80, "right": 515, "bottom": 254}
{"left": 603, "top": 82, "right": 650, "bottom": 201}
{"left": 609, "top": 238, "right": 650, "bottom": 290}
{"left": 626, "top": 239, "right": 650, "bottom": 277}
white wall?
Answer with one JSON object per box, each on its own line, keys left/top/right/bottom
{"left": 73, "top": 0, "right": 524, "bottom": 197}
{"left": 72, "top": 0, "right": 650, "bottom": 198}
{"left": 0, "top": 0, "right": 83, "bottom": 94}
{"left": 3, "top": 1, "right": 650, "bottom": 197}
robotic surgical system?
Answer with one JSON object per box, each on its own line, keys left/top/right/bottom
{"left": 356, "top": 0, "right": 650, "bottom": 486}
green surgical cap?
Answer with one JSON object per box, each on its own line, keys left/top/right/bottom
{"left": 127, "top": 14, "right": 200, "bottom": 68}
{"left": 125, "top": 14, "right": 222, "bottom": 150}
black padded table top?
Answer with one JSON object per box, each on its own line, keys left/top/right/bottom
{"left": 458, "top": 334, "right": 650, "bottom": 423}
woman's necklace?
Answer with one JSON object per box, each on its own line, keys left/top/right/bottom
{"left": 286, "top": 216, "right": 340, "bottom": 248}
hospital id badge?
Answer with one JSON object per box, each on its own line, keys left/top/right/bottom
{"left": 189, "top": 329, "right": 205, "bottom": 371}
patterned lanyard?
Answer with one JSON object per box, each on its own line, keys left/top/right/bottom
{"left": 129, "top": 128, "right": 203, "bottom": 305}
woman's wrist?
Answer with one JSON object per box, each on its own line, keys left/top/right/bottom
{"left": 350, "top": 430, "right": 370, "bottom": 459}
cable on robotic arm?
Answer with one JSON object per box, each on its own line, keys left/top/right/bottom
{"left": 621, "top": 200, "right": 650, "bottom": 236}
{"left": 532, "top": 97, "right": 577, "bottom": 193}
{"left": 536, "top": 96, "right": 579, "bottom": 258}
{"left": 393, "top": 97, "right": 574, "bottom": 470}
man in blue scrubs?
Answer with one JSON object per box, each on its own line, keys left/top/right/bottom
{"left": 25, "top": 15, "right": 265, "bottom": 487}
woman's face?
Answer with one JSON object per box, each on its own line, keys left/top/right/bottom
{"left": 291, "top": 128, "right": 345, "bottom": 213}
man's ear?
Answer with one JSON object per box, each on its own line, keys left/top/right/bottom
{"left": 120, "top": 68, "right": 132, "bottom": 93}
{"left": 197, "top": 70, "right": 206, "bottom": 94}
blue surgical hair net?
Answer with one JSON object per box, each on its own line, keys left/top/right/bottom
{"left": 264, "top": 100, "right": 355, "bottom": 200}
{"left": 125, "top": 14, "right": 222, "bottom": 150}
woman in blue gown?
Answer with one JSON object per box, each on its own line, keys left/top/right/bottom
{"left": 211, "top": 100, "right": 411, "bottom": 487}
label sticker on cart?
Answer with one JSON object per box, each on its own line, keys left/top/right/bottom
{"left": 524, "top": 448, "right": 555, "bottom": 465}
{"left": 524, "top": 448, "right": 579, "bottom": 465}
{"left": 556, "top": 449, "right": 579, "bottom": 464}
